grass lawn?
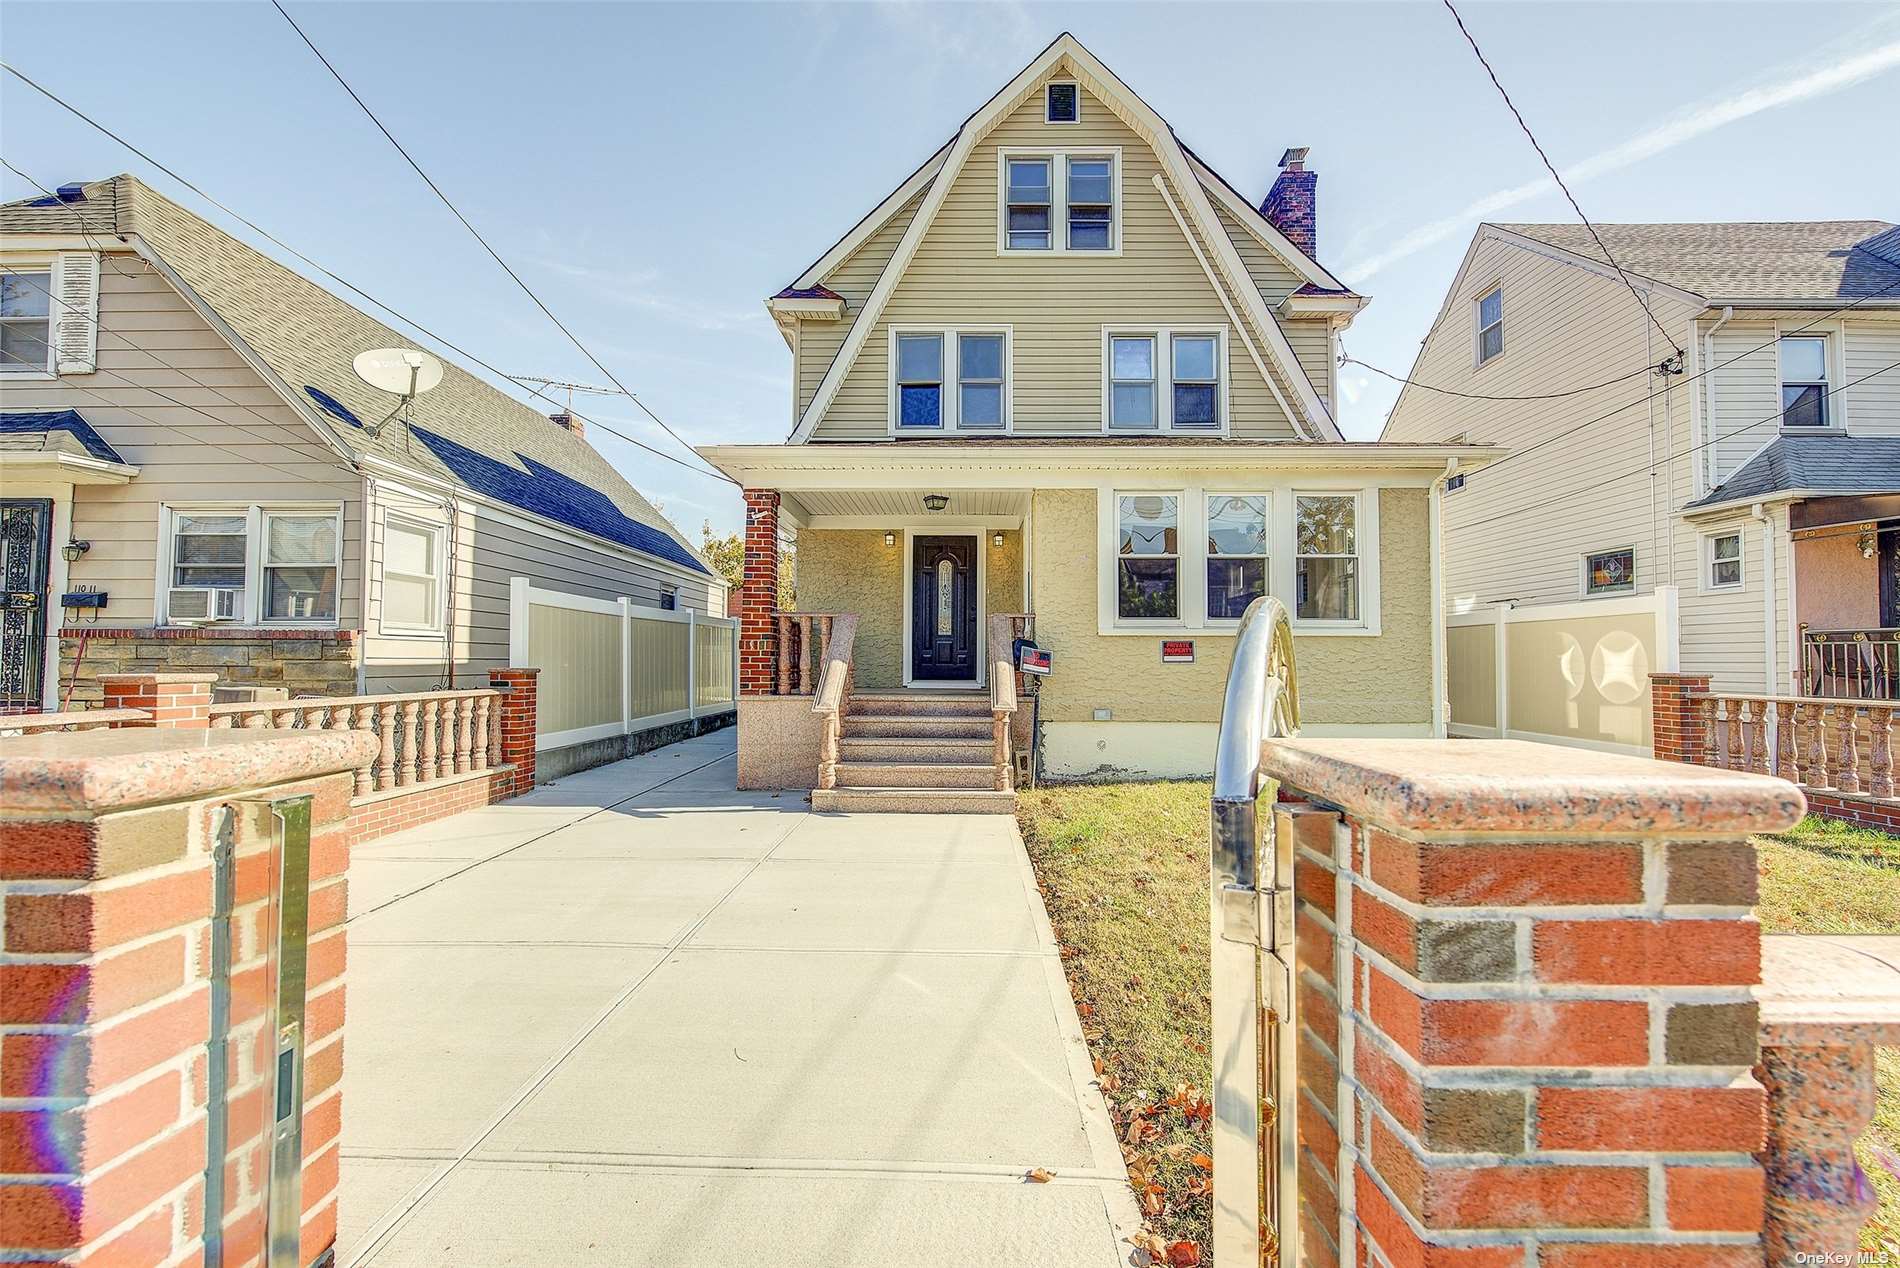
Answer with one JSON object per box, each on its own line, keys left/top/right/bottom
{"left": 1019, "top": 788, "right": 1900, "bottom": 1263}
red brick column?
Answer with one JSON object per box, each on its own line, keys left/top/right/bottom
{"left": 740, "top": 489, "right": 780, "bottom": 696}
{"left": 1651, "top": 671, "right": 1712, "bottom": 764}
{"left": 1270, "top": 738, "right": 1803, "bottom": 1268}
{"left": 0, "top": 727, "right": 373, "bottom": 1265}
{"left": 490, "top": 667, "right": 539, "bottom": 793}
{"left": 97, "top": 671, "right": 216, "bottom": 728}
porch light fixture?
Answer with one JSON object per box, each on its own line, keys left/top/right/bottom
{"left": 992, "top": 532, "right": 1004, "bottom": 548}
{"left": 61, "top": 538, "right": 91, "bottom": 563}
{"left": 884, "top": 532, "right": 896, "bottom": 547}
{"left": 922, "top": 493, "right": 949, "bottom": 512}
{"left": 1860, "top": 529, "right": 1878, "bottom": 559}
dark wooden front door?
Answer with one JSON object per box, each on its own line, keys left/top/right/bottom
{"left": 0, "top": 499, "right": 53, "bottom": 711}
{"left": 912, "top": 535, "right": 977, "bottom": 681}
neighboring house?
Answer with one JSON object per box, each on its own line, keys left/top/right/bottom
{"left": 0, "top": 175, "right": 723, "bottom": 711}
{"left": 1383, "top": 219, "right": 1900, "bottom": 750}
{"left": 701, "top": 33, "right": 1497, "bottom": 801}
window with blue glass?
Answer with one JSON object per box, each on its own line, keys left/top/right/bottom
{"left": 1005, "top": 159, "right": 1052, "bottom": 251}
{"left": 1172, "top": 335, "right": 1218, "bottom": 428}
{"left": 958, "top": 334, "right": 1005, "bottom": 428}
{"left": 1001, "top": 150, "right": 1116, "bottom": 254}
{"left": 1067, "top": 158, "right": 1113, "bottom": 250}
{"left": 896, "top": 334, "right": 943, "bottom": 427}
{"left": 1106, "top": 329, "right": 1222, "bottom": 431}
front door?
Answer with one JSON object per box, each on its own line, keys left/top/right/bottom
{"left": 911, "top": 535, "right": 977, "bottom": 682}
{"left": 0, "top": 499, "right": 53, "bottom": 711}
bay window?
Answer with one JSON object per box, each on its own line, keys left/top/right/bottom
{"left": 1295, "top": 493, "right": 1359, "bottom": 623}
{"left": 1117, "top": 494, "right": 1179, "bottom": 620}
{"left": 1206, "top": 494, "right": 1268, "bottom": 620}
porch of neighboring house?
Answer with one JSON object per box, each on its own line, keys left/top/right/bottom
{"left": 1793, "top": 495, "right": 1899, "bottom": 700}
{"left": 737, "top": 488, "right": 1034, "bottom": 811}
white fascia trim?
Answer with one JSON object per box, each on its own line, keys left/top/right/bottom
{"left": 127, "top": 237, "right": 363, "bottom": 470}
{"left": 1279, "top": 293, "right": 1368, "bottom": 322}
{"left": 767, "top": 296, "right": 845, "bottom": 320}
{"left": 0, "top": 233, "right": 139, "bottom": 253}
{"left": 353, "top": 453, "right": 724, "bottom": 594}
{"left": 788, "top": 33, "right": 1340, "bottom": 445}
{"left": 789, "top": 143, "right": 953, "bottom": 291}
{"left": 0, "top": 452, "right": 139, "bottom": 483}
{"left": 1184, "top": 151, "right": 1346, "bottom": 292}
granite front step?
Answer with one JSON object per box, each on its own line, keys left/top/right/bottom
{"left": 845, "top": 692, "right": 991, "bottom": 718}
{"left": 837, "top": 736, "right": 996, "bottom": 764}
{"left": 833, "top": 761, "right": 1000, "bottom": 790}
{"left": 842, "top": 714, "right": 992, "bottom": 740}
{"left": 810, "top": 787, "right": 1018, "bottom": 814}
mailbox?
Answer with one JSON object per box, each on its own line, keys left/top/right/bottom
{"left": 1014, "top": 638, "right": 1051, "bottom": 676}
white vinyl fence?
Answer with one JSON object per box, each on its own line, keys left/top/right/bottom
{"left": 509, "top": 578, "right": 738, "bottom": 752}
{"left": 1446, "top": 586, "right": 1677, "bottom": 756}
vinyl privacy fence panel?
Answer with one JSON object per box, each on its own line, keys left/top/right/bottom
{"left": 510, "top": 578, "right": 738, "bottom": 751}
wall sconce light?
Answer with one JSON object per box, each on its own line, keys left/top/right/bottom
{"left": 992, "top": 532, "right": 1005, "bottom": 548}
{"left": 1859, "top": 529, "right": 1878, "bottom": 559}
{"left": 884, "top": 531, "right": 896, "bottom": 547}
{"left": 61, "top": 538, "right": 91, "bottom": 564}
{"left": 922, "top": 493, "right": 949, "bottom": 512}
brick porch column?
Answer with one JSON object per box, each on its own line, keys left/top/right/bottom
{"left": 1652, "top": 671, "right": 1712, "bottom": 764}
{"left": 740, "top": 489, "right": 781, "bottom": 696}
{"left": 489, "top": 667, "right": 539, "bottom": 793}
{"left": 1271, "top": 737, "right": 1803, "bottom": 1268}
{"left": 97, "top": 672, "right": 216, "bottom": 728}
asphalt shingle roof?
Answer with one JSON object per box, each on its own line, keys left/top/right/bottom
{"left": 1495, "top": 221, "right": 1900, "bottom": 304}
{"left": 0, "top": 409, "right": 132, "bottom": 464}
{"left": 1686, "top": 434, "right": 1900, "bottom": 510}
{"left": 1, "top": 176, "right": 711, "bottom": 576}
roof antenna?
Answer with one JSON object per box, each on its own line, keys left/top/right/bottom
{"left": 506, "top": 374, "right": 623, "bottom": 413}
{"left": 353, "top": 348, "right": 444, "bottom": 437}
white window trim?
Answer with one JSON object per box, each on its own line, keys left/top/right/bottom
{"left": 1205, "top": 491, "right": 1271, "bottom": 627}
{"left": 156, "top": 502, "right": 344, "bottom": 628}
{"left": 1580, "top": 544, "right": 1638, "bottom": 598}
{"left": 1101, "top": 326, "right": 1229, "bottom": 434}
{"left": 1776, "top": 330, "right": 1840, "bottom": 432}
{"left": 996, "top": 146, "right": 1123, "bottom": 257}
{"left": 1109, "top": 490, "right": 1186, "bottom": 629}
{"left": 1095, "top": 481, "right": 1381, "bottom": 637}
{"left": 0, "top": 258, "right": 57, "bottom": 380}
{"left": 886, "top": 327, "right": 1013, "bottom": 435}
{"left": 1473, "top": 283, "right": 1504, "bottom": 369}
{"left": 378, "top": 510, "right": 447, "bottom": 636}
{"left": 1044, "top": 78, "right": 1081, "bottom": 125}
{"left": 1702, "top": 530, "right": 1744, "bottom": 593}
{"left": 1293, "top": 489, "right": 1368, "bottom": 629}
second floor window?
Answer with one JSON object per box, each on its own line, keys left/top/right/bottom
{"left": 1001, "top": 149, "right": 1117, "bottom": 254}
{"left": 1475, "top": 286, "right": 1503, "bottom": 365}
{"left": 897, "top": 334, "right": 944, "bottom": 427}
{"left": 1067, "top": 158, "right": 1112, "bottom": 250}
{"left": 893, "top": 330, "right": 1009, "bottom": 431}
{"left": 958, "top": 334, "right": 1005, "bottom": 428}
{"left": 1780, "top": 336, "right": 1829, "bottom": 428}
{"left": 1107, "top": 329, "right": 1224, "bottom": 431}
{"left": 0, "top": 270, "right": 51, "bottom": 374}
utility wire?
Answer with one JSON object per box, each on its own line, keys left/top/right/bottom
{"left": 1440, "top": 0, "right": 1684, "bottom": 362}
{"left": 1445, "top": 359, "right": 1900, "bottom": 535}
{"left": 1345, "top": 348, "right": 1659, "bottom": 402}
{"left": 267, "top": 2, "right": 733, "bottom": 484}
{"left": 0, "top": 61, "right": 732, "bottom": 487}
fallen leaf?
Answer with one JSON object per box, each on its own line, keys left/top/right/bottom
{"left": 1025, "top": 1167, "right": 1054, "bottom": 1183}
{"left": 1124, "top": 1116, "right": 1160, "bottom": 1146}
{"left": 1190, "top": 1152, "right": 1213, "bottom": 1171}
{"left": 1164, "top": 1239, "right": 1202, "bottom": 1266}
{"left": 1077, "top": 1002, "right": 1094, "bottom": 1017}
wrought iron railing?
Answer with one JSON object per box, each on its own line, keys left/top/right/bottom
{"left": 1801, "top": 627, "right": 1900, "bottom": 700}
{"left": 1209, "top": 597, "right": 1301, "bottom": 1266}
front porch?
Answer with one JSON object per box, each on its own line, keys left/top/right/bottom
{"left": 1793, "top": 495, "right": 1898, "bottom": 699}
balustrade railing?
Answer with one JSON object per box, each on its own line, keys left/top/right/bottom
{"left": 989, "top": 613, "right": 1031, "bottom": 793}
{"left": 209, "top": 689, "right": 502, "bottom": 797}
{"left": 809, "top": 614, "right": 858, "bottom": 791}
{"left": 0, "top": 708, "right": 152, "bottom": 737}
{"left": 1801, "top": 627, "right": 1900, "bottom": 700}
{"left": 774, "top": 611, "right": 844, "bottom": 696}
{"left": 1697, "top": 693, "right": 1896, "bottom": 799}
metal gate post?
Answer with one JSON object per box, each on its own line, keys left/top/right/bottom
{"left": 1210, "top": 794, "right": 1264, "bottom": 1264}
{"left": 258, "top": 794, "right": 315, "bottom": 1268}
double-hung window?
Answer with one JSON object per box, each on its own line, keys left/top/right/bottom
{"left": 262, "top": 512, "right": 340, "bottom": 620}
{"left": 1066, "top": 158, "right": 1113, "bottom": 250}
{"left": 163, "top": 505, "right": 341, "bottom": 624}
{"left": 1706, "top": 532, "right": 1742, "bottom": 590}
{"left": 1779, "top": 336, "right": 1829, "bottom": 428}
{"left": 1206, "top": 494, "right": 1268, "bottom": 621}
{"left": 1005, "top": 158, "right": 1053, "bottom": 251}
{"left": 0, "top": 270, "right": 52, "bottom": 374}
{"left": 381, "top": 513, "right": 443, "bottom": 634}
{"left": 1001, "top": 149, "right": 1117, "bottom": 254}
{"left": 1295, "top": 494, "right": 1360, "bottom": 622}
{"left": 1117, "top": 494, "right": 1179, "bottom": 620}
{"left": 1475, "top": 286, "right": 1503, "bottom": 365}
{"left": 172, "top": 514, "right": 249, "bottom": 593}
{"left": 1107, "top": 329, "right": 1223, "bottom": 430}
{"left": 892, "top": 330, "right": 1009, "bottom": 431}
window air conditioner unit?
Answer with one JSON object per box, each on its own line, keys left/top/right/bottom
{"left": 168, "top": 586, "right": 239, "bottom": 623}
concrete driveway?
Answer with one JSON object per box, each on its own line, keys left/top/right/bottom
{"left": 337, "top": 730, "right": 1137, "bottom": 1266}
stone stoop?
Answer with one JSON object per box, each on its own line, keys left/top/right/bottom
{"left": 811, "top": 691, "right": 1015, "bottom": 814}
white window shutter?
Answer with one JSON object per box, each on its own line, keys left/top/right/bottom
{"left": 52, "top": 252, "right": 100, "bottom": 374}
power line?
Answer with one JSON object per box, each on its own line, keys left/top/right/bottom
{"left": 1344, "top": 346, "right": 1659, "bottom": 402}
{"left": 267, "top": 2, "right": 732, "bottom": 484}
{"left": 0, "top": 61, "right": 734, "bottom": 487}
{"left": 1445, "top": 359, "right": 1900, "bottom": 535}
{"left": 1440, "top": 0, "right": 1684, "bottom": 362}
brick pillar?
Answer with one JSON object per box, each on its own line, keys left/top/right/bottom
{"left": 1652, "top": 671, "right": 1712, "bottom": 764}
{"left": 489, "top": 667, "right": 539, "bottom": 793}
{"left": 740, "top": 489, "right": 781, "bottom": 696}
{"left": 97, "top": 671, "right": 216, "bottom": 728}
{"left": 0, "top": 726, "right": 373, "bottom": 1265}
{"left": 1269, "top": 737, "right": 1803, "bottom": 1268}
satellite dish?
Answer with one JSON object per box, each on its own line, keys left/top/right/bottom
{"left": 353, "top": 348, "right": 444, "bottom": 397}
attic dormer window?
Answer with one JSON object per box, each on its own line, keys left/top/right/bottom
{"left": 999, "top": 148, "right": 1120, "bottom": 255}
{"left": 1045, "top": 81, "right": 1079, "bottom": 124}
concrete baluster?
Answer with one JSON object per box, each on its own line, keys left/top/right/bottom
{"left": 454, "top": 696, "right": 475, "bottom": 774}
{"left": 1806, "top": 703, "right": 1831, "bottom": 790}
{"left": 399, "top": 700, "right": 421, "bottom": 787}
{"left": 1869, "top": 706, "right": 1894, "bottom": 799}
{"left": 1774, "top": 701, "right": 1797, "bottom": 780}
{"left": 1833, "top": 705, "right": 1860, "bottom": 794}
{"left": 418, "top": 699, "right": 439, "bottom": 784}
{"left": 373, "top": 701, "right": 397, "bottom": 791}
{"left": 473, "top": 694, "right": 491, "bottom": 771}
{"left": 1747, "top": 700, "right": 1769, "bottom": 775}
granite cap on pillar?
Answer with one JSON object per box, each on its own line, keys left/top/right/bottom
{"left": 0, "top": 728, "right": 379, "bottom": 817}
{"left": 1259, "top": 737, "right": 1806, "bottom": 839}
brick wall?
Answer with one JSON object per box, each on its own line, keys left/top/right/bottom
{"left": 347, "top": 767, "right": 519, "bottom": 843}
{"left": 60, "top": 628, "right": 359, "bottom": 709}
{"left": 739, "top": 490, "right": 780, "bottom": 696}
{"left": 1266, "top": 738, "right": 1803, "bottom": 1268}
{"left": 0, "top": 726, "right": 376, "bottom": 1266}
{"left": 1650, "top": 671, "right": 1712, "bottom": 764}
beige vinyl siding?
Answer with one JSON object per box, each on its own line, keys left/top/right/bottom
{"left": 1383, "top": 233, "right": 1701, "bottom": 611}
{"left": 1281, "top": 319, "right": 1333, "bottom": 408}
{"left": 1212, "top": 203, "right": 1335, "bottom": 406}
{"left": 2, "top": 254, "right": 363, "bottom": 627}
{"left": 361, "top": 479, "right": 722, "bottom": 693}
{"left": 1704, "top": 322, "right": 1780, "bottom": 486}
{"left": 808, "top": 80, "right": 1298, "bottom": 441}
{"left": 797, "top": 193, "right": 926, "bottom": 421}
{"left": 1841, "top": 316, "right": 1900, "bottom": 436}
{"left": 1676, "top": 507, "right": 1775, "bottom": 693}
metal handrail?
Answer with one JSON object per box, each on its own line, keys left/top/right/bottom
{"left": 1211, "top": 596, "right": 1301, "bottom": 885}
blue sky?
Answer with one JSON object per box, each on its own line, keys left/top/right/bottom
{"left": 4, "top": 2, "right": 1897, "bottom": 538}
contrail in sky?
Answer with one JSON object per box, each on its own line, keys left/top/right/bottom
{"left": 1343, "top": 36, "right": 1900, "bottom": 283}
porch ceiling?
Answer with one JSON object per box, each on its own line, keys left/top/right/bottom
{"left": 787, "top": 488, "right": 1029, "bottom": 527}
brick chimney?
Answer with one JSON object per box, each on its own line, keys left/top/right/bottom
{"left": 550, "top": 411, "right": 584, "bottom": 440}
{"left": 1260, "top": 146, "right": 1317, "bottom": 260}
